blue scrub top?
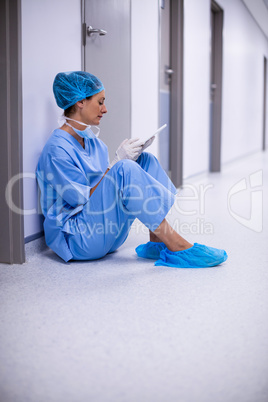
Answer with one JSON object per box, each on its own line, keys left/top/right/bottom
{"left": 36, "top": 128, "right": 109, "bottom": 261}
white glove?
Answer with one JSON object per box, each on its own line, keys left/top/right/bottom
{"left": 108, "top": 138, "right": 144, "bottom": 169}
{"left": 132, "top": 136, "right": 155, "bottom": 161}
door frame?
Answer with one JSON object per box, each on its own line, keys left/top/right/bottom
{"left": 263, "top": 56, "right": 267, "bottom": 151}
{"left": 0, "top": 0, "right": 25, "bottom": 264}
{"left": 81, "top": 0, "right": 85, "bottom": 69}
{"left": 170, "top": 0, "right": 184, "bottom": 188}
{"left": 210, "top": 0, "right": 224, "bottom": 172}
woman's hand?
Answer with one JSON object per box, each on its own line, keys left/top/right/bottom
{"left": 108, "top": 138, "right": 144, "bottom": 169}
{"left": 132, "top": 136, "right": 155, "bottom": 161}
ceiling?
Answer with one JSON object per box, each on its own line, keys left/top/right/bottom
{"left": 241, "top": 0, "right": 268, "bottom": 39}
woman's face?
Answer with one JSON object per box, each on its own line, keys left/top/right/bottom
{"left": 81, "top": 90, "right": 107, "bottom": 125}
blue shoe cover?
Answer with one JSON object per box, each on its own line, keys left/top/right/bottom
{"left": 155, "top": 243, "right": 228, "bottom": 268}
{"left": 135, "top": 241, "right": 166, "bottom": 260}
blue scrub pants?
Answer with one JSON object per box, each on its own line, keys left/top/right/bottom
{"left": 65, "top": 152, "right": 177, "bottom": 260}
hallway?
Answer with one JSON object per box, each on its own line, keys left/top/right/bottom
{"left": 0, "top": 151, "right": 267, "bottom": 402}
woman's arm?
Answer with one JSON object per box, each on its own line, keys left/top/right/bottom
{"left": 89, "top": 168, "right": 110, "bottom": 197}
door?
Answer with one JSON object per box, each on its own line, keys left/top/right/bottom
{"left": 209, "top": 0, "right": 223, "bottom": 172}
{"left": 0, "top": 0, "right": 25, "bottom": 263}
{"left": 83, "top": 0, "right": 131, "bottom": 159}
{"left": 159, "top": 0, "right": 171, "bottom": 174}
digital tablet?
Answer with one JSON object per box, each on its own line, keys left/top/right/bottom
{"left": 143, "top": 124, "right": 167, "bottom": 144}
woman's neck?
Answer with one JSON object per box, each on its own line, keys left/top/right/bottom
{"left": 61, "top": 124, "right": 85, "bottom": 148}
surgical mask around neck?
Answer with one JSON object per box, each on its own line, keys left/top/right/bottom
{"left": 64, "top": 117, "right": 100, "bottom": 139}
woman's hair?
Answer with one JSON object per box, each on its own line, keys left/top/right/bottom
{"left": 64, "top": 96, "right": 92, "bottom": 117}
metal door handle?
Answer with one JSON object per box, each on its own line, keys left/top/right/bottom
{"left": 165, "top": 68, "right": 174, "bottom": 75}
{"left": 87, "top": 26, "right": 107, "bottom": 36}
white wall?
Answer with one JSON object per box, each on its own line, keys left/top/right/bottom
{"left": 131, "top": 0, "right": 159, "bottom": 156}
{"left": 183, "top": 0, "right": 211, "bottom": 178}
{"left": 22, "top": 0, "right": 82, "bottom": 239}
{"left": 183, "top": 0, "right": 268, "bottom": 178}
{"left": 217, "top": 0, "right": 268, "bottom": 164}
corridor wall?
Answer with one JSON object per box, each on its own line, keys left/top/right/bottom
{"left": 21, "top": 0, "right": 82, "bottom": 240}
{"left": 131, "top": 0, "right": 159, "bottom": 156}
{"left": 183, "top": 0, "right": 268, "bottom": 178}
{"left": 218, "top": 0, "right": 268, "bottom": 164}
{"left": 183, "top": 0, "right": 211, "bottom": 178}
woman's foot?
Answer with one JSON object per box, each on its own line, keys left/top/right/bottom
{"left": 136, "top": 241, "right": 166, "bottom": 260}
{"left": 167, "top": 240, "right": 193, "bottom": 252}
{"left": 155, "top": 243, "right": 228, "bottom": 268}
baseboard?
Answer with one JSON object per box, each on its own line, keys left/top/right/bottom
{"left": 24, "top": 231, "right": 44, "bottom": 244}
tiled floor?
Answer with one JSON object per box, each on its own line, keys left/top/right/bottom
{"left": 0, "top": 151, "right": 267, "bottom": 402}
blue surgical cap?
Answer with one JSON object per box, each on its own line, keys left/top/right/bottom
{"left": 53, "top": 71, "right": 105, "bottom": 110}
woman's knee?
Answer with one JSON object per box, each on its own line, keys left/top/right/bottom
{"left": 137, "top": 151, "right": 160, "bottom": 170}
{"left": 144, "top": 151, "right": 157, "bottom": 160}
{"left": 112, "top": 159, "right": 142, "bottom": 175}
